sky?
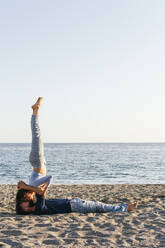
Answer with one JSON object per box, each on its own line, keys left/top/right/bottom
{"left": 0, "top": 0, "right": 165, "bottom": 142}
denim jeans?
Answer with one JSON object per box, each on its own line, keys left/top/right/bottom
{"left": 29, "top": 115, "right": 46, "bottom": 170}
{"left": 70, "top": 198, "right": 127, "bottom": 213}
{"left": 28, "top": 115, "right": 52, "bottom": 187}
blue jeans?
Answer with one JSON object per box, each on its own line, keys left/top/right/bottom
{"left": 29, "top": 115, "right": 46, "bottom": 170}
{"left": 70, "top": 198, "right": 127, "bottom": 213}
{"left": 29, "top": 115, "right": 52, "bottom": 187}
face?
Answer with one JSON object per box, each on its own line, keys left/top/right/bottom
{"left": 20, "top": 201, "right": 30, "bottom": 212}
{"left": 20, "top": 199, "right": 36, "bottom": 212}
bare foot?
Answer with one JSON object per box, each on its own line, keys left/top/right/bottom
{"left": 127, "top": 202, "right": 138, "bottom": 212}
{"left": 32, "top": 97, "right": 43, "bottom": 110}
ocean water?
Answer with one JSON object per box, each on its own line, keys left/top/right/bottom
{"left": 0, "top": 143, "right": 165, "bottom": 184}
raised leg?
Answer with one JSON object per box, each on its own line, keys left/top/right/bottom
{"left": 29, "top": 97, "right": 46, "bottom": 175}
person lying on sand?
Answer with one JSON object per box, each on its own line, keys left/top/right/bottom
{"left": 16, "top": 181, "right": 138, "bottom": 215}
{"left": 16, "top": 97, "right": 138, "bottom": 215}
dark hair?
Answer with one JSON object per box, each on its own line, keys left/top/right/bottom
{"left": 16, "top": 189, "right": 31, "bottom": 215}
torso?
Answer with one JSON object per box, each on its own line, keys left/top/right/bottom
{"left": 33, "top": 194, "right": 72, "bottom": 215}
{"left": 33, "top": 168, "right": 46, "bottom": 175}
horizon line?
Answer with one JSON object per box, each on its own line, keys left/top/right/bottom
{"left": 1, "top": 142, "right": 165, "bottom": 144}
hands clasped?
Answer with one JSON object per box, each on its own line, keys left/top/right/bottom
{"left": 17, "top": 180, "right": 47, "bottom": 195}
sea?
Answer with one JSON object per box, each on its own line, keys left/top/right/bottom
{"left": 0, "top": 143, "right": 165, "bottom": 184}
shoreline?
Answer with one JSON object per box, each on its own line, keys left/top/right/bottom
{"left": 1, "top": 183, "right": 165, "bottom": 184}
{"left": 0, "top": 182, "right": 165, "bottom": 186}
{"left": 0, "top": 184, "right": 165, "bottom": 247}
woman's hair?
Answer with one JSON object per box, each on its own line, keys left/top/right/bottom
{"left": 16, "top": 189, "right": 31, "bottom": 215}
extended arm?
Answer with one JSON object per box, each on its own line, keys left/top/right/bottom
{"left": 38, "top": 184, "right": 49, "bottom": 198}
{"left": 17, "top": 181, "right": 44, "bottom": 194}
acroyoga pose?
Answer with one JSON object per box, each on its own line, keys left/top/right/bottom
{"left": 16, "top": 97, "right": 138, "bottom": 215}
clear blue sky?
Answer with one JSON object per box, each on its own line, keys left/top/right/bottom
{"left": 0, "top": 0, "right": 165, "bottom": 142}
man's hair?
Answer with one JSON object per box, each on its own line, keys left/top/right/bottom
{"left": 16, "top": 189, "right": 31, "bottom": 215}
{"left": 16, "top": 189, "right": 29, "bottom": 202}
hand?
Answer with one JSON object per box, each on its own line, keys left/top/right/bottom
{"left": 39, "top": 183, "right": 47, "bottom": 191}
{"left": 37, "top": 183, "right": 47, "bottom": 194}
{"left": 37, "top": 188, "right": 45, "bottom": 194}
{"left": 17, "top": 181, "right": 26, "bottom": 190}
{"left": 37, "top": 184, "right": 47, "bottom": 194}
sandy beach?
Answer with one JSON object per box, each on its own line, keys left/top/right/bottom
{"left": 0, "top": 184, "right": 165, "bottom": 248}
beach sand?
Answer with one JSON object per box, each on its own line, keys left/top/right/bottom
{"left": 0, "top": 184, "right": 165, "bottom": 248}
